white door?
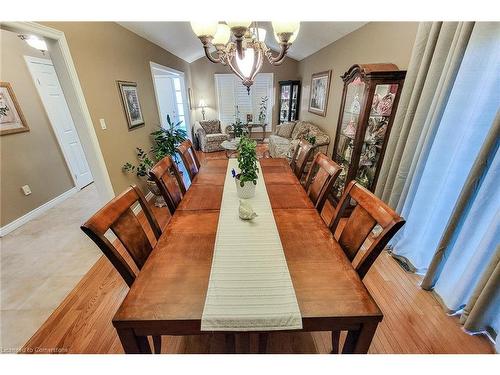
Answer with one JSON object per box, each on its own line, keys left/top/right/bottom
{"left": 25, "top": 57, "right": 93, "bottom": 189}
{"left": 151, "top": 63, "right": 191, "bottom": 138}
{"left": 154, "top": 76, "right": 177, "bottom": 126}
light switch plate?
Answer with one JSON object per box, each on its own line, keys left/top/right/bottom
{"left": 21, "top": 185, "right": 32, "bottom": 196}
{"left": 99, "top": 118, "right": 107, "bottom": 130}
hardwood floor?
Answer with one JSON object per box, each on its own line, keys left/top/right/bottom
{"left": 20, "top": 149, "right": 495, "bottom": 354}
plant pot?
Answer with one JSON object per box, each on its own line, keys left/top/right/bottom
{"left": 235, "top": 178, "right": 256, "bottom": 199}
{"left": 146, "top": 180, "right": 167, "bottom": 208}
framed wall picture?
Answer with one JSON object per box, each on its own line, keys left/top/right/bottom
{"left": 117, "top": 81, "right": 145, "bottom": 130}
{"left": 308, "top": 70, "right": 332, "bottom": 117}
{"left": 0, "top": 82, "right": 30, "bottom": 136}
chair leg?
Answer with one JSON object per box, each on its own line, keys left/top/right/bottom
{"left": 331, "top": 331, "right": 340, "bottom": 354}
{"left": 152, "top": 335, "right": 162, "bottom": 354}
{"left": 259, "top": 333, "right": 268, "bottom": 353}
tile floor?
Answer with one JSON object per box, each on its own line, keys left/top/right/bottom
{"left": 0, "top": 184, "right": 102, "bottom": 352}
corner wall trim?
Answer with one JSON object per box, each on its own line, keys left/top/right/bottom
{"left": 0, "top": 187, "right": 78, "bottom": 237}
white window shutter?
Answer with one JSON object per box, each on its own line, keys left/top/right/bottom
{"left": 215, "top": 73, "right": 274, "bottom": 127}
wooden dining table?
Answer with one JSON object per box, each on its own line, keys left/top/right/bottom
{"left": 112, "top": 157, "right": 383, "bottom": 354}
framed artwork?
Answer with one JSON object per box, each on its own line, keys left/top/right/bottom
{"left": 117, "top": 81, "right": 144, "bottom": 130}
{"left": 308, "top": 70, "right": 332, "bottom": 117}
{"left": 0, "top": 82, "right": 30, "bottom": 136}
{"left": 246, "top": 113, "right": 253, "bottom": 123}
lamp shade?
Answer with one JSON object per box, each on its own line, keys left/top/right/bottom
{"left": 212, "top": 23, "right": 231, "bottom": 45}
{"left": 274, "top": 23, "right": 300, "bottom": 43}
{"left": 227, "top": 21, "right": 252, "bottom": 30}
{"left": 235, "top": 47, "right": 255, "bottom": 78}
{"left": 190, "top": 21, "right": 218, "bottom": 37}
{"left": 199, "top": 99, "right": 207, "bottom": 108}
{"left": 271, "top": 21, "right": 300, "bottom": 35}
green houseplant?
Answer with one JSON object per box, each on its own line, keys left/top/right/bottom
{"left": 258, "top": 96, "right": 268, "bottom": 124}
{"left": 232, "top": 136, "right": 259, "bottom": 198}
{"left": 122, "top": 115, "right": 186, "bottom": 206}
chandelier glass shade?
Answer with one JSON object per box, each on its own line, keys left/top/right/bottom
{"left": 190, "top": 21, "right": 300, "bottom": 92}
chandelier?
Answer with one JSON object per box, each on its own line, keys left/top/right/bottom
{"left": 191, "top": 21, "right": 300, "bottom": 93}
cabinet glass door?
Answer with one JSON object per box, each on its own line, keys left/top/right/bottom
{"left": 355, "top": 83, "right": 398, "bottom": 189}
{"left": 280, "top": 85, "right": 291, "bottom": 123}
{"left": 290, "top": 84, "right": 299, "bottom": 121}
{"left": 332, "top": 76, "right": 366, "bottom": 198}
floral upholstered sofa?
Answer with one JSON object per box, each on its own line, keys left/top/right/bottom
{"left": 193, "top": 120, "right": 229, "bottom": 152}
{"left": 268, "top": 121, "right": 330, "bottom": 160}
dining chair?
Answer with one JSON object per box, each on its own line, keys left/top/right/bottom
{"left": 176, "top": 139, "right": 201, "bottom": 182}
{"left": 80, "top": 185, "right": 163, "bottom": 353}
{"left": 328, "top": 180, "right": 405, "bottom": 353}
{"left": 290, "top": 139, "right": 314, "bottom": 181}
{"left": 303, "top": 152, "right": 342, "bottom": 213}
{"left": 149, "top": 155, "right": 186, "bottom": 215}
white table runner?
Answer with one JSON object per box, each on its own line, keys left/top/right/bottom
{"left": 201, "top": 158, "right": 303, "bottom": 331}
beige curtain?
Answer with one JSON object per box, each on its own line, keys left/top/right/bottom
{"left": 376, "top": 22, "right": 474, "bottom": 210}
{"left": 461, "top": 246, "right": 499, "bottom": 338}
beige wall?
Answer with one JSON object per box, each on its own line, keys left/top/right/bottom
{"left": 0, "top": 29, "right": 74, "bottom": 227}
{"left": 42, "top": 22, "right": 192, "bottom": 195}
{"left": 297, "top": 22, "right": 419, "bottom": 154}
{"left": 189, "top": 55, "right": 300, "bottom": 131}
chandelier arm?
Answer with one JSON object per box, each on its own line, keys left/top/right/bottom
{"left": 266, "top": 43, "right": 290, "bottom": 66}
{"left": 203, "top": 44, "right": 222, "bottom": 64}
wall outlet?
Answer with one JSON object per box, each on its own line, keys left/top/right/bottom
{"left": 99, "top": 118, "right": 107, "bottom": 130}
{"left": 21, "top": 185, "right": 32, "bottom": 196}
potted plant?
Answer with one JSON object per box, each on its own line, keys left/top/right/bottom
{"left": 122, "top": 115, "right": 186, "bottom": 206}
{"left": 232, "top": 136, "right": 259, "bottom": 198}
{"left": 150, "top": 115, "right": 187, "bottom": 164}
{"left": 122, "top": 148, "right": 167, "bottom": 207}
{"left": 258, "top": 96, "right": 268, "bottom": 125}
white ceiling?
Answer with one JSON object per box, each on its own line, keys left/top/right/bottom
{"left": 118, "top": 22, "right": 367, "bottom": 63}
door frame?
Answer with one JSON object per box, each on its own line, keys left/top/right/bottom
{"left": 24, "top": 55, "right": 93, "bottom": 189}
{"left": 149, "top": 61, "right": 192, "bottom": 140}
{"left": 1, "top": 22, "right": 114, "bottom": 203}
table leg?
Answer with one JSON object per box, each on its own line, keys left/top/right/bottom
{"left": 341, "top": 321, "right": 378, "bottom": 354}
{"left": 116, "top": 327, "right": 152, "bottom": 354}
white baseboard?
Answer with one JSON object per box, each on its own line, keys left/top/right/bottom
{"left": 132, "top": 191, "right": 155, "bottom": 215}
{"left": 0, "top": 187, "right": 79, "bottom": 237}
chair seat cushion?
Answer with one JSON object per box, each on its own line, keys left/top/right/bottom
{"left": 206, "top": 133, "right": 229, "bottom": 142}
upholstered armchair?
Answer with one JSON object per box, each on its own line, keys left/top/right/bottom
{"left": 268, "top": 121, "right": 330, "bottom": 160}
{"left": 193, "top": 120, "right": 230, "bottom": 153}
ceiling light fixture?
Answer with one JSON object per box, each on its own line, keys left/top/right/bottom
{"left": 18, "top": 35, "right": 48, "bottom": 54}
{"left": 191, "top": 21, "right": 300, "bottom": 93}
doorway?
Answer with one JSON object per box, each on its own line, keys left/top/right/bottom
{"left": 25, "top": 56, "right": 93, "bottom": 189}
{"left": 150, "top": 62, "right": 191, "bottom": 138}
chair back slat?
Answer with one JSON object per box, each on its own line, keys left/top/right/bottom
{"left": 81, "top": 185, "right": 162, "bottom": 287}
{"left": 110, "top": 207, "right": 153, "bottom": 269}
{"left": 177, "top": 139, "right": 200, "bottom": 181}
{"left": 303, "top": 153, "right": 342, "bottom": 212}
{"left": 290, "top": 139, "right": 314, "bottom": 180}
{"left": 329, "top": 180, "right": 405, "bottom": 279}
{"left": 339, "top": 205, "right": 377, "bottom": 261}
{"left": 150, "top": 155, "right": 186, "bottom": 215}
